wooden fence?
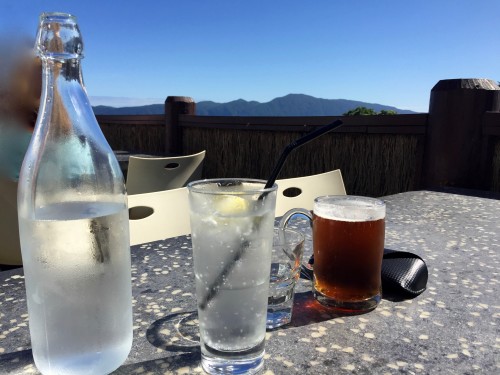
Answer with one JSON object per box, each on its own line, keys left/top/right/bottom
{"left": 97, "top": 115, "right": 165, "bottom": 155}
{"left": 178, "top": 114, "right": 426, "bottom": 197}
{"left": 96, "top": 79, "right": 500, "bottom": 197}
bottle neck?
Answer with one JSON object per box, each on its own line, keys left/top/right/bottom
{"left": 40, "top": 58, "right": 85, "bottom": 137}
{"left": 45, "top": 58, "right": 83, "bottom": 83}
{"left": 36, "top": 12, "right": 86, "bottom": 137}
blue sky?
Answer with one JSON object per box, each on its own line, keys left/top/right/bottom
{"left": 1, "top": 1, "right": 499, "bottom": 112}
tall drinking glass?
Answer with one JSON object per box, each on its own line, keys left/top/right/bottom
{"left": 188, "top": 179, "right": 277, "bottom": 374}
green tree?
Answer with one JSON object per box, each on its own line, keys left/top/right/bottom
{"left": 379, "top": 109, "right": 397, "bottom": 115}
{"left": 343, "top": 106, "right": 398, "bottom": 116}
{"left": 342, "top": 106, "right": 377, "bottom": 116}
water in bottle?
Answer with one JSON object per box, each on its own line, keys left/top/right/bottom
{"left": 17, "top": 13, "right": 133, "bottom": 375}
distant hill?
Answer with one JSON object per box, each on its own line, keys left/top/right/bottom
{"left": 92, "top": 94, "right": 416, "bottom": 116}
{"left": 92, "top": 104, "right": 163, "bottom": 115}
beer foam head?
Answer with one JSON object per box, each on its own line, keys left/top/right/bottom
{"left": 314, "top": 195, "right": 385, "bottom": 222}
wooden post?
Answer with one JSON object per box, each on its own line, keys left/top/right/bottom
{"left": 165, "top": 96, "right": 196, "bottom": 155}
{"left": 422, "top": 79, "right": 500, "bottom": 190}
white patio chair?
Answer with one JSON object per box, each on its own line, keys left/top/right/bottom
{"left": 128, "top": 187, "right": 190, "bottom": 245}
{"left": 275, "top": 169, "right": 346, "bottom": 217}
{"left": 126, "top": 150, "right": 205, "bottom": 195}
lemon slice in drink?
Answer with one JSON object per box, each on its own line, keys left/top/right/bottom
{"left": 215, "top": 195, "right": 249, "bottom": 215}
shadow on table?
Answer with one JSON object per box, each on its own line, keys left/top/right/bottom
{"left": 143, "top": 311, "right": 201, "bottom": 371}
{"left": 0, "top": 349, "right": 35, "bottom": 373}
{"left": 146, "top": 311, "right": 200, "bottom": 354}
{"left": 146, "top": 295, "right": 392, "bottom": 338}
{"left": 286, "top": 291, "right": 344, "bottom": 328}
{"left": 285, "top": 287, "right": 418, "bottom": 330}
{"left": 113, "top": 352, "right": 201, "bottom": 374}
{"left": 0, "top": 338, "right": 201, "bottom": 375}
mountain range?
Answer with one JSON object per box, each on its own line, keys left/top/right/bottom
{"left": 92, "top": 94, "right": 416, "bottom": 116}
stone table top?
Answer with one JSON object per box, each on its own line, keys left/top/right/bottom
{"left": 0, "top": 190, "right": 499, "bottom": 374}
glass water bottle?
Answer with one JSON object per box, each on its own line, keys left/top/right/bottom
{"left": 17, "top": 13, "right": 132, "bottom": 375}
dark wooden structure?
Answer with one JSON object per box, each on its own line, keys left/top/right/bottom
{"left": 164, "top": 96, "right": 196, "bottom": 155}
{"left": 422, "top": 79, "right": 500, "bottom": 190}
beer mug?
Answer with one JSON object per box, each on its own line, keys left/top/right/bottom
{"left": 280, "top": 196, "right": 386, "bottom": 313}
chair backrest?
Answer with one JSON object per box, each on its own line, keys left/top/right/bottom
{"left": 126, "top": 150, "right": 206, "bottom": 195}
{"left": 0, "top": 179, "right": 23, "bottom": 265}
{"left": 128, "top": 187, "right": 190, "bottom": 246}
{"left": 275, "top": 169, "right": 346, "bottom": 217}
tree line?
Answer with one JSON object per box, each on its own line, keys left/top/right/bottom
{"left": 343, "top": 107, "right": 397, "bottom": 116}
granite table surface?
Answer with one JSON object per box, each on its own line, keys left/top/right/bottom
{"left": 0, "top": 190, "right": 499, "bottom": 374}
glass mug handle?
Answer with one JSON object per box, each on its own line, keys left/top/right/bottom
{"left": 278, "top": 208, "right": 313, "bottom": 230}
{"left": 279, "top": 208, "right": 314, "bottom": 279}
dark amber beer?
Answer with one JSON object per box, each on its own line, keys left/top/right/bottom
{"left": 312, "top": 196, "right": 385, "bottom": 312}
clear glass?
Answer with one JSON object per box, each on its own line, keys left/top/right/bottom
{"left": 267, "top": 228, "right": 304, "bottom": 329}
{"left": 314, "top": 196, "right": 385, "bottom": 312}
{"left": 188, "top": 179, "right": 277, "bottom": 375}
{"left": 280, "top": 195, "right": 385, "bottom": 313}
{"left": 17, "top": 13, "right": 132, "bottom": 375}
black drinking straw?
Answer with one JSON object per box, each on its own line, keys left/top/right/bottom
{"left": 198, "top": 119, "right": 344, "bottom": 310}
{"left": 265, "top": 119, "right": 344, "bottom": 189}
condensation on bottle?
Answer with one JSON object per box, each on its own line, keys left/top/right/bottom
{"left": 17, "top": 12, "right": 132, "bottom": 375}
